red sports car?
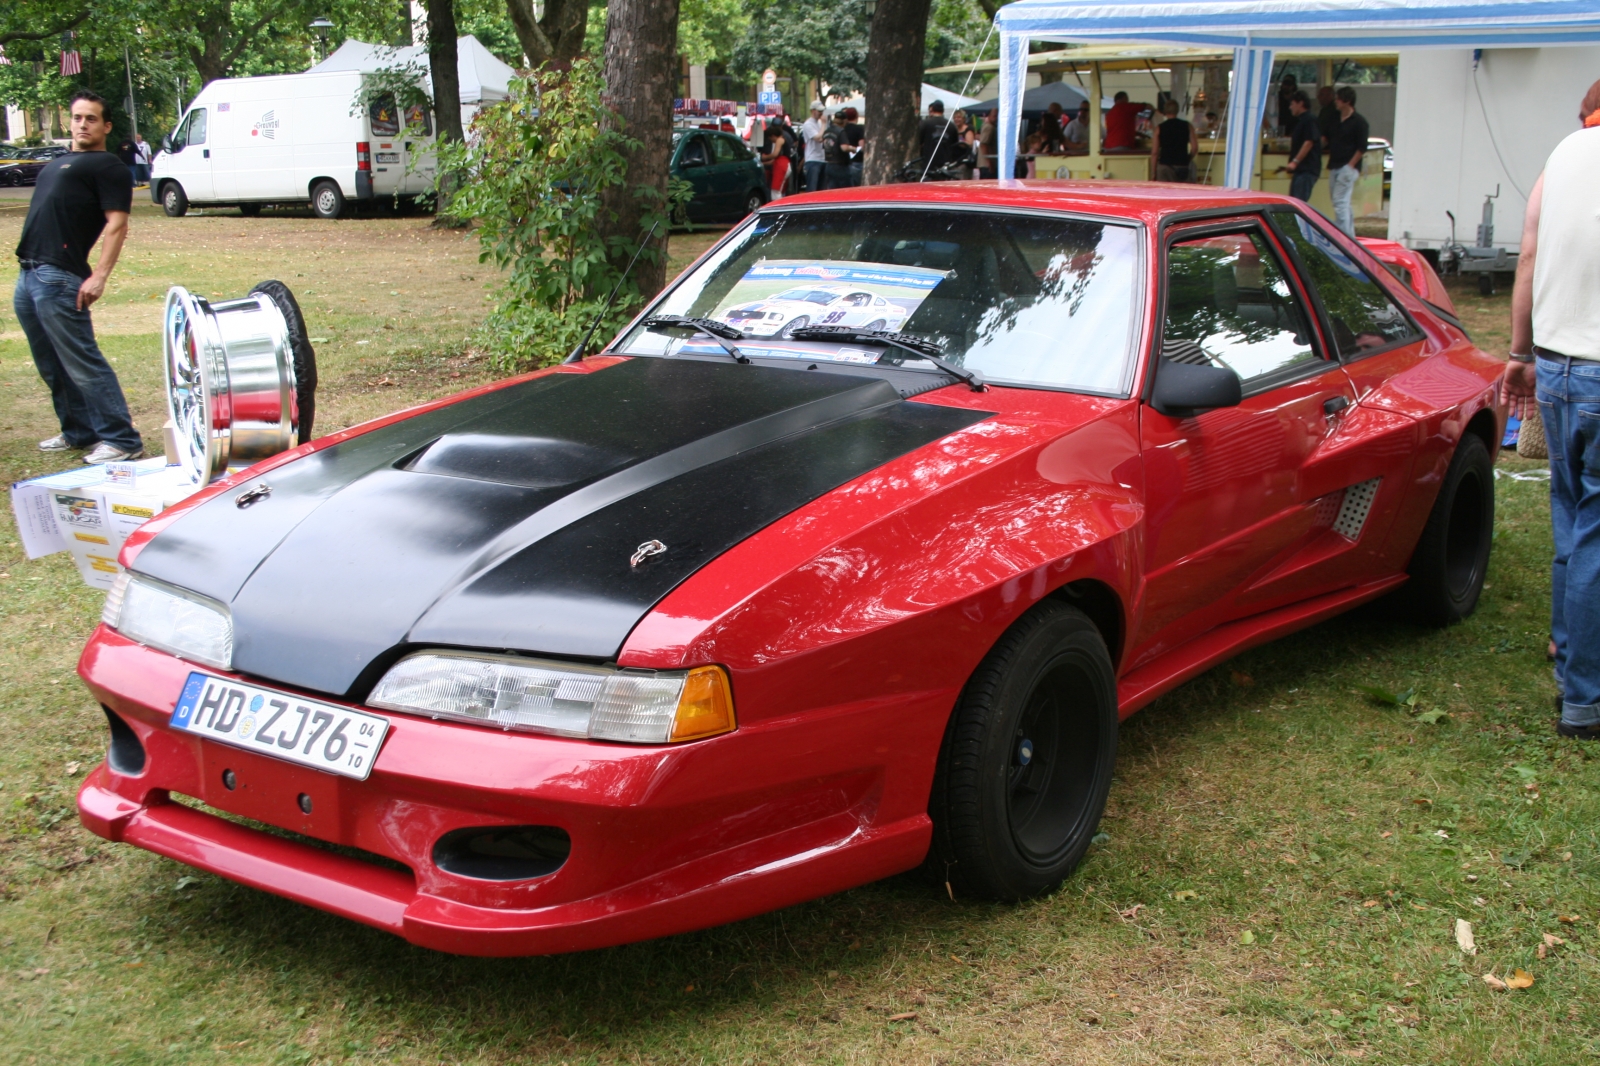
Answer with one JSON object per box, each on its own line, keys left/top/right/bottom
{"left": 78, "top": 182, "right": 1502, "bottom": 956}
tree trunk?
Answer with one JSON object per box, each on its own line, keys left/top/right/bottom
{"left": 425, "top": 0, "right": 465, "bottom": 221}
{"left": 425, "top": 0, "right": 464, "bottom": 144}
{"left": 505, "top": 0, "right": 588, "bottom": 68}
{"left": 864, "top": 0, "right": 933, "bottom": 185}
{"left": 599, "top": 0, "right": 681, "bottom": 300}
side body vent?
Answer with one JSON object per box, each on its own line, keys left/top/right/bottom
{"left": 1332, "top": 478, "right": 1382, "bottom": 541}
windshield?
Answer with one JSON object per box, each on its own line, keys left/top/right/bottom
{"left": 617, "top": 207, "right": 1142, "bottom": 395}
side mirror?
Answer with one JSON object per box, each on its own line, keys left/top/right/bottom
{"left": 162, "top": 135, "right": 174, "bottom": 153}
{"left": 680, "top": 153, "right": 706, "bottom": 168}
{"left": 1150, "top": 358, "right": 1242, "bottom": 417}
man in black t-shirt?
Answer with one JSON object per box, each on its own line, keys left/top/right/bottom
{"left": 14, "top": 91, "right": 143, "bottom": 463}
{"left": 1283, "top": 91, "right": 1322, "bottom": 202}
{"left": 1324, "top": 86, "right": 1369, "bottom": 237}
{"left": 1150, "top": 99, "right": 1197, "bottom": 181}
{"left": 840, "top": 107, "right": 864, "bottom": 186}
{"left": 918, "top": 101, "right": 959, "bottom": 171}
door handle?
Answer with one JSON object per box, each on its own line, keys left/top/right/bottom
{"left": 203, "top": 149, "right": 210, "bottom": 159}
{"left": 1323, "top": 395, "right": 1350, "bottom": 416}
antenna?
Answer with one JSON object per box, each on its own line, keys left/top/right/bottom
{"left": 564, "top": 220, "right": 662, "bottom": 364}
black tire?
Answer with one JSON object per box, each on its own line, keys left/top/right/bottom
{"left": 1403, "top": 431, "right": 1493, "bottom": 625}
{"left": 239, "top": 202, "right": 262, "bottom": 217}
{"left": 1478, "top": 272, "right": 1495, "bottom": 296}
{"left": 778, "top": 315, "right": 811, "bottom": 338}
{"left": 743, "top": 190, "right": 765, "bottom": 217}
{"left": 927, "top": 601, "right": 1119, "bottom": 900}
{"left": 250, "top": 280, "right": 318, "bottom": 444}
{"left": 311, "top": 179, "right": 345, "bottom": 220}
{"left": 161, "top": 182, "right": 189, "bottom": 217}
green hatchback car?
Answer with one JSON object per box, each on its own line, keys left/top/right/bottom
{"left": 672, "top": 128, "right": 768, "bottom": 223}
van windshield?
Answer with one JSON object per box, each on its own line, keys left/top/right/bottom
{"left": 617, "top": 207, "right": 1143, "bottom": 396}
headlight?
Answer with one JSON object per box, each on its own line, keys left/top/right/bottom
{"left": 103, "top": 572, "right": 233, "bottom": 670}
{"left": 368, "top": 652, "right": 736, "bottom": 744}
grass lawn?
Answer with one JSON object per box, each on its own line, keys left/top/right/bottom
{"left": 1, "top": 200, "right": 1593, "bottom": 1065}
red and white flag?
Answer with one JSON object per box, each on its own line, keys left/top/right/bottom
{"left": 60, "top": 50, "right": 82, "bottom": 76}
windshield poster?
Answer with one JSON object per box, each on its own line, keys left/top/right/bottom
{"left": 708, "top": 260, "right": 947, "bottom": 357}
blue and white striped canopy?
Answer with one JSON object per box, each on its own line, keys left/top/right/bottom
{"left": 994, "top": 0, "right": 1600, "bottom": 49}
{"left": 993, "top": 1, "right": 1600, "bottom": 187}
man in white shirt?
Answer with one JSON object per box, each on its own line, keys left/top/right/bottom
{"left": 801, "top": 101, "right": 827, "bottom": 193}
{"left": 1502, "top": 78, "right": 1600, "bottom": 739}
{"left": 133, "top": 133, "right": 152, "bottom": 186}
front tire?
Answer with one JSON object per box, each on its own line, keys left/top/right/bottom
{"left": 928, "top": 601, "right": 1118, "bottom": 900}
{"left": 161, "top": 183, "right": 189, "bottom": 217}
{"left": 743, "top": 190, "right": 765, "bottom": 217}
{"left": 1403, "top": 431, "right": 1493, "bottom": 625}
{"left": 239, "top": 203, "right": 262, "bottom": 217}
{"left": 311, "top": 180, "right": 345, "bottom": 220}
{"left": 778, "top": 316, "right": 811, "bottom": 338}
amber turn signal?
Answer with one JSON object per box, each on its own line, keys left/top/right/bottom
{"left": 670, "top": 665, "right": 737, "bottom": 742}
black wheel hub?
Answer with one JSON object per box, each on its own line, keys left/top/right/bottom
{"left": 1006, "top": 659, "right": 1101, "bottom": 865}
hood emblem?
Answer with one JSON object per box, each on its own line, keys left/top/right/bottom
{"left": 235, "top": 482, "right": 272, "bottom": 508}
{"left": 630, "top": 539, "right": 667, "bottom": 568}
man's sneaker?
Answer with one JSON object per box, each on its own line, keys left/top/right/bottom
{"left": 39, "top": 434, "right": 75, "bottom": 451}
{"left": 1558, "top": 720, "right": 1600, "bottom": 740}
{"left": 82, "top": 442, "right": 146, "bottom": 464}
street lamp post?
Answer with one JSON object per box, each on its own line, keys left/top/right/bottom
{"left": 310, "top": 18, "right": 334, "bottom": 62}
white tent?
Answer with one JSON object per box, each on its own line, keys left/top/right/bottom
{"left": 830, "top": 83, "right": 985, "bottom": 118}
{"left": 309, "top": 35, "right": 515, "bottom": 128}
{"left": 992, "top": 0, "right": 1600, "bottom": 188}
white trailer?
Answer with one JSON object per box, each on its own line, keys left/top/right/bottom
{"left": 1390, "top": 46, "right": 1600, "bottom": 270}
{"left": 150, "top": 69, "right": 437, "bottom": 219}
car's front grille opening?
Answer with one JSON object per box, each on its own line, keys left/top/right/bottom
{"left": 103, "top": 706, "right": 146, "bottom": 775}
{"left": 167, "top": 793, "right": 414, "bottom": 878}
{"left": 432, "top": 825, "right": 570, "bottom": 881}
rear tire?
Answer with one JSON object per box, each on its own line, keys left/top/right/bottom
{"left": 1403, "top": 431, "right": 1493, "bottom": 625}
{"left": 311, "top": 180, "right": 345, "bottom": 220}
{"left": 927, "top": 601, "right": 1118, "bottom": 900}
{"left": 239, "top": 203, "right": 262, "bottom": 217}
{"left": 161, "top": 183, "right": 189, "bottom": 217}
{"left": 250, "top": 280, "right": 318, "bottom": 444}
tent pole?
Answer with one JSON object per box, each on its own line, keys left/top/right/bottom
{"left": 1089, "top": 61, "right": 1102, "bottom": 177}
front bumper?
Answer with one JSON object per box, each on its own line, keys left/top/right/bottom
{"left": 77, "top": 629, "right": 939, "bottom": 956}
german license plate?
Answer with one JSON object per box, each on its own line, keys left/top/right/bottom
{"left": 171, "top": 672, "right": 389, "bottom": 780}
{"left": 375, "top": 151, "right": 400, "bottom": 163}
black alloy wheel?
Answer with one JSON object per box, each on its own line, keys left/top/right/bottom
{"left": 161, "top": 182, "right": 189, "bottom": 217}
{"left": 1403, "top": 430, "right": 1494, "bottom": 624}
{"left": 928, "top": 601, "right": 1118, "bottom": 900}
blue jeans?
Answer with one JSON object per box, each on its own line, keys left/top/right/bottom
{"left": 14, "top": 264, "right": 142, "bottom": 453}
{"left": 1328, "top": 165, "right": 1359, "bottom": 236}
{"left": 1538, "top": 354, "right": 1600, "bottom": 727}
{"left": 1290, "top": 170, "right": 1318, "bottom": 202}
{"left": 804, "top": 160, "right": 825, "bottom": 193}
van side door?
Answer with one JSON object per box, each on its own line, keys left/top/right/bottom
{"left": 164, "top": 108, "right": 215, "bottom": 202}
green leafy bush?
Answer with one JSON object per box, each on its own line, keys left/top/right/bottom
{"left": 439, "top": 59, "right": 681, "bottom": 373}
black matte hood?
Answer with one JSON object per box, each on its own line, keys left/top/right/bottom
{"left": 133, "top": 358, "right": 987, "bottom": 697}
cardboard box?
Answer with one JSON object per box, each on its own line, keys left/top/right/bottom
{"left": 11, "top": 459, "right": 203, "bottom": 590}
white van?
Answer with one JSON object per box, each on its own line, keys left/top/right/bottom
{"left": 151, "top": 70, "right": 437, "bottom": 219}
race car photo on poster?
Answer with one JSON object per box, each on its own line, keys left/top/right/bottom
{"left": 78, "top": 182, "right": 1502, "bottom": 958}
{"left": 712, "top": 259, "right": 939, "bottom": 338}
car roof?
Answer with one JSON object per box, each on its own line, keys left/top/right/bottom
{"left": 759, "top": 180, "right": 1307, "bottom": 226}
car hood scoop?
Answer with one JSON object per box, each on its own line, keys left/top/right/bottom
{"left": 132, "top": 357, "right": 988, "bottom": 697}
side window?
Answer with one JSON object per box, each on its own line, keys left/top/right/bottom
{"left": 1273, "top": 209, "right": 1420, "bottom": 357}
{"left": 679, "top": 135, "right": 710, "bottom": 167}
{"left": 369, "top": 95, "right": 401, "bottom": 137}
{"left": 173, "top": 108, "right": 206, "bottom": 151}
{"left": 1162, "top": 229, "right": 1321, "bottom": 388}
{"left": 712, "top": 134, "right": 744, "bottom": 164}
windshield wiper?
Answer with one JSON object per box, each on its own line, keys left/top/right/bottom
{"left": 642, "top": 315, "right": 750, "bottom": 363}
{"left": 787, "top": 326, "right": 986, "bottom": 392}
